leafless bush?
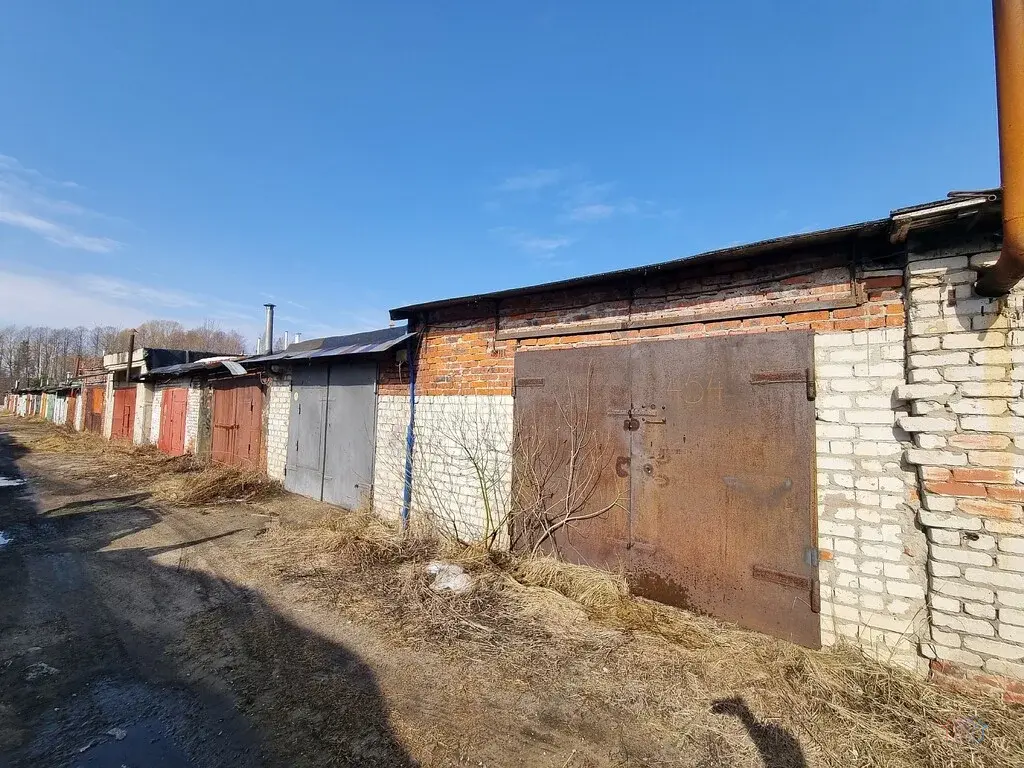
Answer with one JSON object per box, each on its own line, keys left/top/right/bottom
{"left": 511, "top": 364, "right": 626, "bottom": 557}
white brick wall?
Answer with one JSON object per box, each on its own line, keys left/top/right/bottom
{"left": 373, "top": 395, "right": 411, "bottom": 526}
{"left": 900, "top": 245, "right": 1024, "bottom": 680}
{"left": 102, "top": 372, "right": 114, "bottom": 438}
{"left": 133, "top": 383, "right": 153, "bottom": 445}
{"left": 184, "top": 384, "right": 201, "bottom": 454}
{"left": 74, "top": 390, "right": 84, "bottom": 431}
{"left": 150, "top": 387, "right": 165, "bottom": 444}
{"left": 372, "top": 394, "right": 514, "bottom": 543}
{"left": 265, "top": 372, "right": 291, "bottom": 481}
{"left": 814, "top": 328, "right": 929, "bottom": 671}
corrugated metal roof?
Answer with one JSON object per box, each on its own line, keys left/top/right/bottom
{"left": 244, "top": 326, "right": 412, "bottom": 364}
{"left": 140, "top": 356, "right": 246, "bottom": 380}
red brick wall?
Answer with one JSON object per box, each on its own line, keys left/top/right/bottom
{"left": 395, "top": 255, "right": 904, "bottom": 397}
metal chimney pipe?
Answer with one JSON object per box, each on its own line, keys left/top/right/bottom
{"left": 125, "top": 329, "right": 136, "bottom": 384}
{"left": 294, "top": 333, "right": 302, "bottom": 343}
{"left": 283, "top": 330, "right": 290, "bottom": 349}
{"left": 976, "top": 0, "right": 1024, "bottom": 296}
{"left": 263, "top": 303, "right": 276, "bottom": 355}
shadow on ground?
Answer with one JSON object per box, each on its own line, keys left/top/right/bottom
{"left": 711, "top": 696, "right": 807, "bottom": 768}
{"left": 0, "top": 429, "right": 416, "bottom": 767}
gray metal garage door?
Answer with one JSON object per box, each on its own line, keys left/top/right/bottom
{"left": 285, "top": 361, "right": 378, "bottom": 509}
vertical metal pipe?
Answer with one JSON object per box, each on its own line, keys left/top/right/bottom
{"left": 400, "top": 332, "right": 418, "bottom": 532}
{"left": 263, "top": 303, "right": 276, "bottom": 355}
{"left": 977, "top": 0, "right": 1024, "bottom": 296}
{"left": 125, "top": 329, "right": 136, "bottom": 384}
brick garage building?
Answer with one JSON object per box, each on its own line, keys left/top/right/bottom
{"left": 375, "top": 193, "right": 1023, "bottom": 692}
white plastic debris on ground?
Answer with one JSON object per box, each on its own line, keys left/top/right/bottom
{"left": 0, "top": 476, "right": 26, "bottom": 487}
{"left": 0, "top": 531, "right": 10, "bottom": 548}
{"left": 426, "top": 561, "right": 473, "bottom": 594}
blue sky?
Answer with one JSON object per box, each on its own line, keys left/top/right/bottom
{"left": 0, "top": 2, "right": 1001, "bottom": 346}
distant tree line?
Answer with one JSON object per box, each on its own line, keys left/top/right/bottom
{"left": 0, "top": 320, "right": 246, "bottom": 392}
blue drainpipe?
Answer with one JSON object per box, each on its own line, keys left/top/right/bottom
{"left": 399, "top": 331, "right": 417, "bottom": 531}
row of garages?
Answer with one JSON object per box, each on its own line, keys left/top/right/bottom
{"left": 3, "top": 194, "right": 1022, "bottom": 679}
{"left": 3, "top": 328, "right": 411, "bottom": 515}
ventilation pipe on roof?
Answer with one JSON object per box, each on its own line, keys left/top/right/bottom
{"left": 294, "top": 333, "right": 302, "bottom": 343}
{"left": 263, "top": 303, "right": 276, "bottom": 355}
{"left": 976, "top": 0, "right": 1024, "bottom": 297}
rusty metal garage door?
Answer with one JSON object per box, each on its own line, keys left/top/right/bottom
{"left": 83, "top": 387, "right": 105, "bottom": 434}
{"left": 513, "top": 331, "right": 819, "bottom": 648}
{"left": 158, "top": 388, "right": 188, "bottom": 456}
{"left": 65, "top": 393, "right": 77, "bottom": 428}
{"left": 513, "top": 345, "right": 631, "bottom": 572}
{"left": 111, "top": 387, "right": 136, "bottom": 441}
{"left": 211, "top": 380, "right": 263, "bottom": 469}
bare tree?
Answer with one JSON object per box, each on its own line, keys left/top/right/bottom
{"left": 0, "top": 319, "right": 247, "bottom": 393}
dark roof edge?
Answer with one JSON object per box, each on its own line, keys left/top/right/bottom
{"left": 389, "top": 218, "right": 891, "bottom": 320}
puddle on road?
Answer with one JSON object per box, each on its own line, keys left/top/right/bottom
{"left": 72, "top": 717, "right": 192, "bottom": 768}
{"left": 0, "top": 476, "right": 27, "bottom": 487}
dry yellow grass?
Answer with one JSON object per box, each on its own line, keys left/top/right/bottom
{"left": 15, "top": 421, "right": 1024, "bottom": 766}
{"left": 248, "top": 511, "right": 1024, "bottom": 768}
{"left": 26, "top": 424, "right": 278, "bottom": 505}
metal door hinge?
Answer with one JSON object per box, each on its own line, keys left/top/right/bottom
{"left": 804, "top": 547, "right": 820, "bottom": 568}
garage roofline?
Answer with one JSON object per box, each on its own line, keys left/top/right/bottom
{"left": 389, "top": 192, "right": 1003, "bottom": 321}
{"left": 388, "top": 218, "right": 891, "bottom": 321}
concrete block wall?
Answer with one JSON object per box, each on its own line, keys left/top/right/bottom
{"left": 265, "top": 372, "right": 291, "bottom": 481}
{"left": 898, "top": 243, "right": 1024, "bottom": 689}
{"left": 185, "top": 384, "right": 201, "bottom": 454}
{"left": 814, "top": 327, "right": 928, "bottom": 670}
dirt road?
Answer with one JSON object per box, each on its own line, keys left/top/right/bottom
{"left": 0, "top": 420, "right": 412, "bottom": 767}
{"left": 1, "top": 416, "right": 1020, "bottom": 768}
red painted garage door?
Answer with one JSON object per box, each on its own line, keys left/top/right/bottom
{"left": 157, "top": 388, "right": 188, "bottom": 456}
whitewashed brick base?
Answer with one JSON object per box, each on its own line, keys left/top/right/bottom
{"left": 372, "top": 394, "right": 514, "bottom": 542}
{"left": 149, "top": 387, "right": 165, "bottom": 444}
{"left": 133, "top": 383, "right": 153, "bottom": 445}
{"left": 815, "top": 328, "right": 929, "bottom": 670}
{"left": 265, "top": 372, "right": 291, "bottom": 481}
{"left": 185, "top": 385, "right": 201, "bottom": 454}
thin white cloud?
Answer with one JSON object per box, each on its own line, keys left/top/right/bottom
{"left": 80, "top": 275, "right": 204, "bottom": 309}
{"left": 490, "top": 226, "right": 574, "bottom": 255}
{"left": 0, "top": 270, "right": 150, "bottom": 328}
{"left": 567, "top": 203, "right": 617, "bottom": 222}
{"left": 0, "top": 153, "right": 122, "bottom": 253}
{"left": 497, "top": 168, "right": 564, "bottom": 192}
{"left": 0, "top": 267, "right": 265, "bottom": 340}
{"left": 0, "top": 210, "right": 120, "bottom": 253}
{"left": 520, "top": 235, "right": 573, "bottom": 252}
